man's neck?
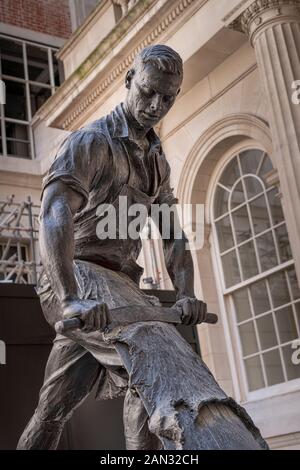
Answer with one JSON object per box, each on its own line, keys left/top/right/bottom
{"left": 123, "top": 102, "right": 150, "bottom": 141}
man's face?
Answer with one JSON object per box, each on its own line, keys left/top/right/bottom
{"left": 125, "top": 62, "right": 182, "bottom": 129}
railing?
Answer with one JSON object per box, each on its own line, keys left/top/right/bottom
{"left": 0, "top": 196, "right": 41, "bottom": 284}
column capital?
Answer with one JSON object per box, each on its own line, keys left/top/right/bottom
{"left": 231, "top": 0, "right": 300, "bottom": 45}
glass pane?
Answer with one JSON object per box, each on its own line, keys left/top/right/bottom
{"left": 257, "top": 314, "right": 277, "bottom": 350}
{"left": 230, "top": 181, "right": 245, "bottom": 210}
{"left": 244, "top": 176, "right": 264, "bottom": 200}
{"left": 258, "top": 154, "right": 273, "bottom": 178}
{"left": 215, "top": 215, "right": 234, "bottom": 252}
{"left": 4, "top": 80, "right": 28, "bottom": 120}
{"left": 263, "top": 349, "right": 284, "bottom": 386}
{"left": 287, "top": 267, "right": 300, "bottom": 300}
{"left": 250, "top": 278, "right": 270, "bottom": 315}
{"left": 239, "top": 241, "right": 259, "bottom": 280}
{"left": 26, "top": 44, "right": 50, "bottom": 84}
{"left": 267, "top": 188, "right": 284, "bottom": 226}
{"left": 269, "top": 270, "right": 290, "bottom": 308}
{"left": 214, "top": 185, "right": 229, "bottom": 218}
{"left": 233, "top": 288, "right": 252, "bottom": 322}
{"left": 232, "top": 205, "right": 251, "bottom": 244}
{"left": 282, "top": 344, "right": 300, "bottom": 381}
{"left": 0, "top": 37, "right": 24, "bottom": 78}
{"left": 5, "top": 122, "right": 31, "bottom": 159}
{"left": 30, "top": 85, "right": 51, "bottom": 116}
{"left": 249, "top": 195, "right": 270, "bottom": 235}
{"left": 239, "top": 321, "right": 259, "bottom": 356}
{"left": 275, "top": 306, "right": 298, "bottom": 344}
{"left": 275, "top": 224, "right": 292, "bottom": 263}
{"left": 221, "top": 250, "right": 241, "bottom": 288}
{"left": 244, "top": 356, "right": 265, "bottom": 391}
{"left": 256, "top": 232, "right": 278, "bottom": 272}
{"left": 294, "top": 303, "right": 300, "bottom": 333}
{"left": 52, "top": 50, "right": 61, "bottom": 87}
{"left": 239, "top": 149, "right": 264, "bottom": 175}
{"left": 219, "top": 156, "right": 240, "bottom": 188}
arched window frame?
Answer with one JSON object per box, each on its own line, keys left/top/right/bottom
{"left": 208, "top": 139, "right": 300, "bottom": 403}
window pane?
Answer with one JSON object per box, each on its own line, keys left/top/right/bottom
{"left": 250, "top": 279, "right": 270, "bottom": 315}
{"left": 267, "top": 188, "right": 284, "bottom": 226}
{"left": 214, "top": 185, "right": 229, "bottom": 218}
{"left": 249, "top": 195, "right": 270, "bottom": 235}
{"left": 256, "top": 314, "right": 277, "bottom": 350}
{"left": 245, "top": 356, "right": 265, "bottom": 391}
{"left": 4, "top": 80, "right": 28, "bottom": 120}
{"left": 263, "top": 349, "right": 284, "bottom": 386}
{"left": 215, "top": 215, "right": 234, "bottom": 252}
{"left": 52, "top": 50, "right": 61, "bottom": 87}
{"left": 239, "top": 149, "right": 264, "bottom": 175}
{"left": 233, "top": 288, "right": 252, "bottom": 322}
{"left": 256, "top": 232, "right": 278, "bottom": 272}
{"left": 269, "top": 270, "right": 290, "bottom": 308}
{"left": 221, "top": 250, "right": 241, "bottom": 288}
{"left": 5, "top": 122, "right": 31, "bottom": 159}
{"left": 244, "top": 176, "right": 264, "bottom": 200}
{"left": 294, "top": 303, "right": 300, "bottom": 332}
{"left": 230, "top": 181, "right": 245, "bottom": 210}
{"left": 287, "top": 267, "right": 300, "bottom": 300}
{"left": 275, "top": 224, "right": 292, "bottom": 263}
{"left": 275, "top": 306, "right": 298, "bottom": 344}
{"left": 232, "top": 205, "right": 251, "bottom": 243}
{"left": 239, "top": 321, "right": 259, "bottom": 356}
{"left": 26, "top": 44, "right": 50, "bottom": 84}
{"left": 282, "top": 344, "right": 300, "bottom": 381}
{"left": 239, "top": 241, "right": 259, "bottom": 280}
{"left": 0, "top": 37, "right": 24, "bottom": 78}
{"left": 258, "top": 154, "right": 273, "bottom": 178}
{"left": 219, "top": 156, "right": 240, "bottom": 188}
{"left": 30, "top": 84, "right": 51, "bottom": 116}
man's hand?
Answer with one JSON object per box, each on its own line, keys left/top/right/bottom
{"left": 62, "top": 298, "right": 111, "bottom": 333}
{"left": 174, "top": 297, "right": 207, "bottom": 326}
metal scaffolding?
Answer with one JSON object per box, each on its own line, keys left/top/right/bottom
{"left": 0, "top": 195, "right": 41, "bottom": 284}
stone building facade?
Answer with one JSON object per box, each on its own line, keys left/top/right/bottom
{"left": 0, "top": 0, "right": 300, "bottom": 449}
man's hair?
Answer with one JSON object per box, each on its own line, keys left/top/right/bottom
{"left": 133, "top": 45, "right": 183, "bottom": 79}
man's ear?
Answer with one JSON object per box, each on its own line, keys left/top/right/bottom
{"left": 125, "top": 69, "right": 134, "bottom": 89}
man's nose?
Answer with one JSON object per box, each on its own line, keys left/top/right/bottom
{"left": 150, "top": 94, "right": 162, "bottom": 113}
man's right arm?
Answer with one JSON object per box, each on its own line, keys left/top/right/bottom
{"left": 39, "top": 180, "right": 109, "bottom": 332}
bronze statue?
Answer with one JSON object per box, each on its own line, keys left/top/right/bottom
{"left": 17, "top": 45, "right": 268, "bottom": 450}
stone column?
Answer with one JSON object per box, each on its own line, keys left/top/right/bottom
{"left": 233, "top": 0, "right": 300, "bottom": 279}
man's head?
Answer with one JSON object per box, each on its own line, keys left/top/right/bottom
{"left": 124, "top": 45, "right": 183, "bottom": 129}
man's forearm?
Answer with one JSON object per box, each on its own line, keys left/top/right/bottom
{"left": 163, "top": 232, "right": 195, "bottom": 300}
{"left": 39, "top": 199, "right": 78, "bottom": 304}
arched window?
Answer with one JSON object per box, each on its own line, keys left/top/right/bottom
{"left": 212, "top": 148, "right": 300, "bottom": 394}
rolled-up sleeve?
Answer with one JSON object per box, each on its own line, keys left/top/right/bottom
{"left": 41, "top": 130, "right": 107, "bottom": 210}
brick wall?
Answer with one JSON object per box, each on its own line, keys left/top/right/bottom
{"left": 0, "top": 0, "right": 72, "bottom": 39}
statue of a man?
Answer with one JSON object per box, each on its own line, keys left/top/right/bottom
{"left": 18, "top": 45, "right": 267, "bottom": 450}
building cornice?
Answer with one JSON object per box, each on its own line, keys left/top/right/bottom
{"left": 33, "top": 0, "right": 202, "bottom": 131}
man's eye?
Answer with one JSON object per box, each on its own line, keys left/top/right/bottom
{"left": 163, "top": 95, "right": 174, "bottom": 103}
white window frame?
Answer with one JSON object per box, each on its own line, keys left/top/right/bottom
{"left": 0, "top": 34, "right": 59, "bottom": 160}
{"left": 208, "top": 139, "right": 300, "bottom": 404}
